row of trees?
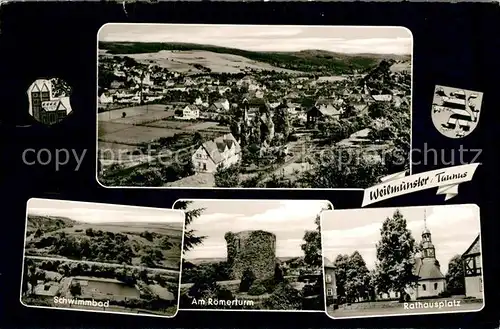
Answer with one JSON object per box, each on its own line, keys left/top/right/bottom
{"left": 331, "top": 210, "right": 465, "bottom": 304}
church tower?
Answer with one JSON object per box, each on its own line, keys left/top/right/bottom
{"left": 409, "top": 208, "right": 446, "bottom": 301}
{"left": 421, "top": 209, "right": 436, "bottom": 259}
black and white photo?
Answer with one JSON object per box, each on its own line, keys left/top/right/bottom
{"left": 20, "top": 198, "right": 185, "bottom": 317}
{"left": 174, "top": 199, "right": 332, "bottom": 311}
{"left": 321, "top": 204, "right": 484, "bottom": 319}
{"left": 97, "top": 24, "right": 412, "bottom": 189}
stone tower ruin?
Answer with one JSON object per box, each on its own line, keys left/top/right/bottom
{"left": 224, "top": 230, "right": 276, "bottom": 280}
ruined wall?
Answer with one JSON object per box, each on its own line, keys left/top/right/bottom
{"left": 225, "top": 230, "right": 276, "bottom": 280}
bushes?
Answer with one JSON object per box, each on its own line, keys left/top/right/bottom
{"left": 248, "top": 283, "right": 267, "bottom": 296}
{"left": 263, "top": 283, "right": 302, "bottom": 310}
{"left": 438, "top": 290, "right": 452, "bottom": 298}
{"left": 239, "top": 269, "right": 256, "bottom": 292}
{"left": 259, "top": 276, "right": 278, "bottom": 293}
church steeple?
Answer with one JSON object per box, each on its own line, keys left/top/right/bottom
{"left": 421, "top": 209, "right": 436, "bottom": 259}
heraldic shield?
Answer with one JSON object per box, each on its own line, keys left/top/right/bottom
{"left": 431, "top": 85, "right": 483, "bottom": 139}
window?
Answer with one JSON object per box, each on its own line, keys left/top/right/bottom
{"left": 422, "top": 284, "right": 426, "bottom": 291}
{"left": 325, "top": 275, "right": 332, "bottom": 283}
{"left": 434, "top": 283, "right": 438, "bottom": 290}
{"left": 326, "top": 288, "right": 333, "bottom": 296}
{"left": 203, "top": 163, "right": 207, "bottom": 170}
{"left": 479, "top": 278, "right": 483, "bottom": 292}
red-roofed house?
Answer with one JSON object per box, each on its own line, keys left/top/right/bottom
{"left": 192, "top": 133, "right": 241, "bottom": 173}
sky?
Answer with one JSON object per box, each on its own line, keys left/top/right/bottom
{"left": 98, "top": 24, "right": 412, "bottom": 55}
{"left": 27, "top": 198, "right": 184, "bottom": 224}
{"left": 321, "top": 205, "right": 480, "bottom": 274}
{"left": 178, "top": 199, "right": 332, "bottom": 260}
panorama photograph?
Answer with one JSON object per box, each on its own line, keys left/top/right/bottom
{"left": 21, "top": 198, "right": 184, "bottom": 317}
{"left": 97, "top": 24, "right": 412, "bottom": 189}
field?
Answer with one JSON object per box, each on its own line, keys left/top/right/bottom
{"left": 98, "top": 104, "right": 231, "bottom": 161}
{"left": 389, "top": 61, "right": 412, "bottom": 73}
{"left": 100, "top": 125, "right": 178, "bottom": 145}
{"left": 98, "top": 104, "right": 169, "bottom": 122}
{"left": 98, "top": 106, "right": 180, "bottom": 145}
{"left": 107, "top": 50, "right": 301, "bottom": 74}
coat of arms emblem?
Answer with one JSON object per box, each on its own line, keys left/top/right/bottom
{"left": 431, "top": 85, "right": 483, "bottom": 138}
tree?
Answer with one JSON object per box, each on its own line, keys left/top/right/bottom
{"left": 214, "top": 164, "right": 241, "bottom": 187}
{"left": 239, "top": 269, "right": 256, "bottom": 292}
{"left": 374, "top": 210, "right": 418, "bottom": 302}
{"left": 344, "top": 251, "right": 370, "bottom": 302}
{"left": 446, "top": 255, "right": 465, "bottom": 295}
{"left": 301, "top": 203, "right": 333, "bottom": 268}
{"left": 70, "top": 282, "right": 82, "bottom": 296}
{"left": 333, "top": 254, "right": 349, "bottom": 302}
{"left": 274, "top": 264, "right": 284, "bottom": 283}
{"left": 300, "top": 149, "right": 386, "bottom": 188}
{"left": 160, "top": 236, "right": 173, "bottom": 249}
{"left": 174, "top": 201, "right": 206, "bottom": 256}
{"left": 192, "top": 132, "right": 203, "bottom": 146}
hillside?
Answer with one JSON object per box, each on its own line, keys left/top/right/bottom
{"left": 24, "top": 218, "right": 183, "bottom": 270}
{"left": 26, "top": 214, "right": 76, "bottom": 236}
{"left": 98, "top": 42, "right": 407, "bottom": 74}
{"left": 108, "top": 50, "right": 301, "bottom": 74}
{"left": 359, "top": 59, "right": 411, "bottom": 93}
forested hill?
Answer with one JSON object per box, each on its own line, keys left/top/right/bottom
{"left": 99, "top": 41, "right": 409, "bottom": 75}
{"left": 26, "top": 214, "right": 76, "bottom": 236}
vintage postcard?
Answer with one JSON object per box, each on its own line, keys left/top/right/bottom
{"left": 96, "top": 23, "right": 412, "bottom": 189}
{"left": 321, "top": 204, "right": 483, "bottom": 319}
{"left": 173, "top": 199, "right": 332, "bottom": 311}
{"left": 20, "top": 198, "right": 185, "bottom": 317}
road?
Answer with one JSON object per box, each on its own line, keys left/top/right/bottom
{"left": 181, "top": 279, "right": 241, "bottom": 289}
{"left": 328, "top": 301, "right": 483, "bottom": 318}
{"left": 252, "top": 140, "right": 309, "bottom": 182}
{"left": 25, "top": 256, "right": 180, "bottom": 276}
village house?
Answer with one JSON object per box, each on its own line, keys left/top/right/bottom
{"left": 191, "top": 133, "right": 241, "bottom": 173}
{"left": 175, "top": 104, "right": 200, "bottom": 120}
{"left": 209, "top": 98, "right": 230, "bottom": 112}
{"left": 183, "top": 77, "right": 196, "bottom": 87}
{"left": 99, "top": 92, "right": 114, "bottom": 106}
{"left": 237, "top": 76, "right": 260, "bottom": 91}
{"left": 372, "top": 94, "right": 393, "bottom": 102}
{"left": 306, "top": 99, "right": 343, "bottom": 126}
{"left": 323, "top": 257, "right": 338, "bottom": 308}
{"left": 462, "top": 235, "right": 482, "bottom": 299}
{"left": 110, "top": 80, "right": 125, "bottom": 89}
